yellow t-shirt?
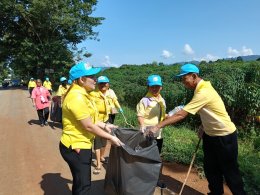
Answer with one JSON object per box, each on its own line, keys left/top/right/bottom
{"left": 90, "top": 90, "right": 109, "bottom": 122}
{"left": 136, "top": 93, "right": 166, "bottom": 138}
{"left": 60, "top": 84, "right": 98, "bottom": 149}
{"left": 43, "top": 81, "right": 52, "bottom": 90}
{"left": 56, "top": 84, "right": 70, "bottom": 96}
{"left": 105, "top": 89, "right": 121, "bottom": 113}
{"left": 28, "top": 81, "right": 36, "bottom": 88}
{"left": 183, "top": 80, "right": 236, "bottom": 136}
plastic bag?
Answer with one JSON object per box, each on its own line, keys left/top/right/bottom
{"left": 104, "top": 128, "right": 162, "bottom": 195}
{"left": 50, "top": 96, "right": 62, "bottom": 122}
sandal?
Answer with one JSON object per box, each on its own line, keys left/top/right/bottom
{"left": 93, "top": 167, "right": 101, "bottom": 175}
{"left": 101, "top": 158, "right": 109, "bottom": 164}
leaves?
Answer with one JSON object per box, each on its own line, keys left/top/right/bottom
{"left": 0, "top": 0, "right": 104, "bottom": 79}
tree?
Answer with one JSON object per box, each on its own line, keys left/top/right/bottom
{"left": 0, "top": 0, "right": 104, "bottom": 79}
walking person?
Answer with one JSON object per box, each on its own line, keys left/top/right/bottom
{"left": 149, "top": 64, "right": 246, "bottom": 195}
{"left": 90, "top": 76, "right": 111, "bottom": 174}
{"left": 56, "top": 77, "right": 70, "bottom": 98}
{"left": 31, "top": 79, "right": 51, "bottom": 127}
{"left": 28, "top": 78, "right": 36, "bottom": 97}
{"left": 59, "top": 62, "right": 123, "bottom": 195}
{"left": 136, "top": 74, "right": 167, "bottom": 187}
{"left": 43, "top": 77, "right": 52, "bottom": 95}
{"left": 102, "top": 78, "right": 123, "bottom": 124}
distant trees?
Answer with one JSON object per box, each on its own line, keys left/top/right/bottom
{"left": 0, "top": 0, "right": 104, "bottom": 79}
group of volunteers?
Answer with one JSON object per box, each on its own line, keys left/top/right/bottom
{"left": 30, "top": 61, "right": 246, "bottom": 195}
{"left": 28, "top": 76, "right": 72, "bottom": 127}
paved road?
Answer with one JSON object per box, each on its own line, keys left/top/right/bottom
{"left": 0, "top": 88, "right": 174, "bottom": 195}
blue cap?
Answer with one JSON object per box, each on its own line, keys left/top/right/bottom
{"left": 30, "top": 78, "right": 34, "bottom": 80}
{"left": 46, "top": 77, "right": 49, "bottom": 81}
{"left": 147, "top": 75, "right": 162, "bottom": 86}
{"left": 69, "top": 62, "right": 101, "bottom": 81}
{"left": 60, "top": 77, "right": 67, "bottom": 82}
{"left": 97, "top": 76, "right": 109, "bottom": 83}
{"left": 67, "top": 79, "right": 72, "bottom": 85}
{"left": 176, "top": 63, "right": 200, "bottom": 77}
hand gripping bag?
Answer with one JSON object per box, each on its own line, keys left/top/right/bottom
{"left": 104, "top": 128, "right": 162, "bottom": 195}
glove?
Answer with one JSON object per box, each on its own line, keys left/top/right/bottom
{"left": 140, "top": 126, "right": 146, "bottom": 133}
{"left": 119, "top": 108, "right": 123, "bottom": 113}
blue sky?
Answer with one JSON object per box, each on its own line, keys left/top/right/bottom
{"left": 78, "top": 0, "right": 260, "bottom": 67}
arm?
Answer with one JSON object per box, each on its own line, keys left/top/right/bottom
{"left": 137, "top": 116, "right": 146, "bottom": 132}
{"left": 151, "top": 109, "right": 189, "bottom": 133}
{"left": 79, "top": 117, "right": 122, "bottom": 146}
{"left": 137, "top": 116, "right": 145, "bottom": 127}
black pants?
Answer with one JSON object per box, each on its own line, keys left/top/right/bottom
{"left": 59, "top": 142, "right": 92, "bottom": 195}
{"left": 203, "top": 131, "right": 246, "bottom": 195}
{"left": 108, "top": 114, "right": 116, "bottom": 124}
{"left": 29, "top": 87, "right": 34, "bottom": 96}
{"left": 37, "top": 107, "right": 49, "bottom": 125}
{"left": 156, "top": 138, "right": 163, "bottom": 154}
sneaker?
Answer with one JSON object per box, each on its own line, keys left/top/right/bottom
{"left": 44, "top": 121, "right": 48, "bottom": 126}
{"left": 40, "top": 123, "right": 44, "bottom": 127}
{"left": 157, "top": 181, "right": 166, "bottom": 188}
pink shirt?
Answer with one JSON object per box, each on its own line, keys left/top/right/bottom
{"left": 31, "top": 87, "right": 51, "bottom": 110}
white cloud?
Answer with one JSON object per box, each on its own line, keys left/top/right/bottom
{"left": 227, "top": 46, "right": 253, "bottom": 57}
{"left": 241, "top": 46, "right": 253, "bottom": 56}
{"left": 161, "top": 50, "right": 173, "bottom": 59}
{"left": 200, "top": 54, "right": 219, "bottom": 62}
{"left": 183, "top": 44, "right": 195, "bottom": 55}
{"left": 102, "top": 56, "right": 119, "bottom": 67}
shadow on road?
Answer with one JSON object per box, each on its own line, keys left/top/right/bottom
{"left": 48, "top": 121, "right": 62, "bottom": 130}
{"left": 161, "top": 174, "right": 204, "bottom": 195}
{"left": 27, "top": 120, "right": 62, "bottom": 129}
{"left": 40, "top": 173, "right": 72, "bottom": 195}
{"left": 28, "top": 119, "right": 41, "bottom": 126}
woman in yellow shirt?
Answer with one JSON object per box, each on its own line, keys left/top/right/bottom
{"left": 56, "top": 77, "right": 70, "bottom": 97}
{"left": 28, "top": 78, "right": 36, "bottom": 97}
{"left": 43, "top": 77, "right": 52, "bottom": 95}
{"left": 90, "top": 76, "right": 111, "bottom": 174}
{"left": 59, "top": 62, "right": 122, "bottom": 195}
{"left": 136, "top": 74, "right": 167, "bottom": 188}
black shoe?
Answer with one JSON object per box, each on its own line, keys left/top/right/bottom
{"left": 157, "top": 181, "right": 166, "bottom": 188}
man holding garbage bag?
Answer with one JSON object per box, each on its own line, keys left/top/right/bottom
{"left": 149, "top": 64, "right": 246, "bottom": 195}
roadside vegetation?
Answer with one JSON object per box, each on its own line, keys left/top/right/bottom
{"left": 104, "top": 60, "right": 259, "bottom": 194}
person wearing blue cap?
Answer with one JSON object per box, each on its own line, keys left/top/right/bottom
{"left": 90, "top": 76, "right": 112, "bottom": 174}
{"left": 136, "top": 74, "right": 167, "bottom": 188}
{"left": 149, "top": 64, "right": 246, "bottom": 195}
{"left": 43, "top": 77, "right": 52, "bottom": 95}
{"left": 56, "top": 77, "right": 70, "bottom": 98}
{"left": 96, "top": 76, "right": 123, "bottom": 124}
{"left": 28, "top": 77, "right": 36, "bottom": 97}
{"left": 59, "top": 62, "right": 123, "bottom": 195}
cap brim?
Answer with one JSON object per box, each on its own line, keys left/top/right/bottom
{"left": 148, "top": 82, "right": 162, "bottom": 86}
{"left": 85, "top": 67, "right": 101, "bottom": 76}
{"left": 175, "top": 72, "right": 188, "bottom": 77}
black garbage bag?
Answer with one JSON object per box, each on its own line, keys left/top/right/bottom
{"left": 104, "top": 128, "right": 162, "bottom": 195}
{"left": 50, "top": 96, "right": 62, "bottom": 123}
